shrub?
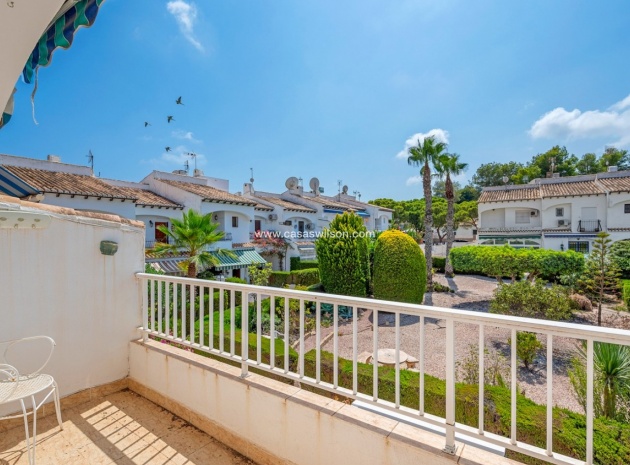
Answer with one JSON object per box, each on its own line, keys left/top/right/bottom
{"left": 290, "top": 256, "right": 301, "bottom": 271}
{"left": 570, "top": 293, "right": 593, "bottom": 312}
{"left": 290, "top": 257, "right": 319, "bottom": 271}
{"left": 269, "top": 271, "right": 291, "bottom": 287}
{"left": 226, "top": 277, "right": 246, "bottom": 284}
{"left": 291, "top": 269, "right": 320, "bottom": 286}
{"left": 315, "top": 212, "right": 370, "bottom": 297}
{"left": 509, "top": 332, "right": 543, "bottom": 371}
{"left": 432, "top": 256, "right": 446, "bottom": 272}
{"left": 307, "top": 283, "right": 324, "bottom": 292}
{"left": 611, "top": 240, "right": 630, "bottom": 278}
{"left": 624, "top": 281, "right": 630, "bottom": 308}
{"left": 490, "top": 280, "right": 573, "bottom": 321}
{"left": 373, "top": 230, "right": 426, "bottom": 304}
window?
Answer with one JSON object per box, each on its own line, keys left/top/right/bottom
{"left": 625, "top": 204, "right": 630, "bottom": 214}
{"left": 231, "top": 216, "right": 238, "bottom": 228}
{"left": 568, "top": 241, "right": 589, "bottom": 253}
{"left": 556, "top": 208, "right": 564, "bottom": 217}
{"left": 254, "top": 220, "right": 261, "bottom": 232}
{"left": 515, "top": 211, "right": 531, "bottom": 224}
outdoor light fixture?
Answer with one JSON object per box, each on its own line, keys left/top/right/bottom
{"left": 214, "top": 214, "right": 218, "bottom": 220}
{"left": 149, "top": 220, "right": 154, "bottom": 227}
{"left": 100, "top": 240, "right": 118, "bottom": 256}
{"left": 0, "top": 211, "right": 51, "bottom": 229}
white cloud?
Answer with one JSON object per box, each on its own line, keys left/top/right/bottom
{"left": 144, "top": 145, "right": 207, "bottom": 170}
{"left": 167, "top": 1, "right": 204, "bottom": 52}
{"left": 171, "top": 129, "right": 200, "bottom": 143}
{"left": 395, "top": 128, "right": 450, "bottom": 159}
{"left": 529, "top": 94, "right": 630, "bottom": 147}
{"left": 406, "top": 175, "right": 422, "bottom": 186}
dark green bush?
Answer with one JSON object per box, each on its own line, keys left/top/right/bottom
{"left": 290, "top": 269, "right": 320, "bottom": 286}
{"left": 611, "top": 241, "right": 630, "bottom": 278}
{"left": 432, "top": 256, "right": 446, "bottom": 272}
{"left": 307, "top": 283, "right": 324, "bottom": 292}
{"left": 269, "top": 271, "right": 291, "bottom": 287}
{"left": 490, "top": 280, "right": 573, "bottom": 320}
{"left": 226, "top": 277, "right": 247, "bottom": 284}
{"left": 510, "top": 332, "right": 543, "bottom": 371}
{"left": 623, "top": 280, "right": 630, "bottom": 308}
{"left": 290, "top": 257, "right": 301, "bottom": 271}
{"left": 290, "top": 257, "right": 319, "bottom": 271}
{"left": 315, "top": 212, "right": 370, "bottom": 297}
{"left": 373, "top": 229, "right": 426, "bottom": 304}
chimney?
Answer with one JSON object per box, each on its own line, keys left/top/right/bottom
{"left": 193, "top": 169, "right": 204, "bottom": 177}
{"left": 243, "top": 182, "right": 253, "bottom": 195}
{"left": 608, "top": 165, "right": 618, "bottom": 172}
{"left": 552, "top": 172, "right": 560, "bottom": 178}
{"left": 47, "top": 155, "right": 61, "bottom": 163}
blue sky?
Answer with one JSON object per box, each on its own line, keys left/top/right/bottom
{"left": 2, "top": 0, "right": 630, "bottom": 200}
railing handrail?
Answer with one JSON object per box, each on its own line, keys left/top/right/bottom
{"left": 135, "top": 273, "right": 630, "bottom": 345}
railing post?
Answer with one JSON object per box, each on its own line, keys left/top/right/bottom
{"left": 141, "top": 277, "right": 148, "bottom": 342}
{"left": 443, "top": 318, "right": 457, "bottom": 455}
{"left": 241, "top": 292, "right": 249, "bottom": 378}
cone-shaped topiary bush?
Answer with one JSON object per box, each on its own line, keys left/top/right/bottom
{"left": 373, "top": 230, "right": 426, "bottom": 304}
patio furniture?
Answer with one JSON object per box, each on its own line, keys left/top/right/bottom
{"left": 0, "top": 336, "right": 62, "bottom": 465}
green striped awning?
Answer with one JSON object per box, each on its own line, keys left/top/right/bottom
{"left": 211, "top": 249, "right": 267, "bottom": 271}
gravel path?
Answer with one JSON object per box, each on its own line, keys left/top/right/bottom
{"left": 314, "top": 274, "right": 630, "bottom": 413}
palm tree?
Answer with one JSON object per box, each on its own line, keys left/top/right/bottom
{"left": 435, "top": 153, "right": 468, "bottom": 278}
{"left": 153, "top": 209, "right": 235, "bottom": 277}
{"left": 407, "top": 136, "right": 448, "bottom": 291}
{"left": 595, "top": 342, "right": 630, "bottom": 419}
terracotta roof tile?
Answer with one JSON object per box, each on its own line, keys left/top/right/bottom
{"left": 298, "top": 195, "right": 365, "bottom": 211}
{"left": 479, "top": 187, "right": 541, "bottom": 203}
{"left": 540, "top": 181, "right": 604, "bottom": 197}
{"left": 115, "top": 187, "right": 183, "bottom": 208}
{"left": 159, "top": 179, "right": 256, "bottom": 205}
{"left": 3, "top": 166, "right": 135, "bottom": 200}
{"left": 253, "top": 202, "right": 274, "bottom": 211}
{"left": 596, "top": 176, "right": 630, "bottom": 193}
{"left": 255, "top": 196, "right": 317, "bottom": 213}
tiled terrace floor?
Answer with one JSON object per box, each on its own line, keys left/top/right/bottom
{"left": 0, "top": 390, "right": 256, "bottom": 465}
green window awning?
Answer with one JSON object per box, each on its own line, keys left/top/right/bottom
{"left": 211, "top": 249, "right": 267, "bottom": 271}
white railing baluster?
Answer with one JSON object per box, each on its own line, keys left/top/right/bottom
{"left": 165, "top": 280, "right": 170, "bottom": 338}
{"left": 257, "top": 293, "right": 262, "bottom": 365}
{"left": 299, "top": 299, "right": 305, "bottom": 378}
{"left": 172, "top": 282, "right": 178, "bottom": 340}
{"left": 284, "top": 297, "right": 289, "bottom": 373}
{"left": 157, "top": 280, "right": 162, "bottom": 335}
{"left": 511, "top": 328, "right": 517, "bottom": 445}
{"left": 419, "top": 315, "right": 424, "bottom": 416}
{"left": 199, "top": 286, "right": 205, "bottom": 348}
{"left": 586, "top": 339, "right": 594, "bottom": 465}
{"left": 270, "top": 296, "right": 275, "bottom": 370}
{"left": 189, "top": 284, "right": 194, "bottom": 344}
{"left": 444, "top": 318, "right": 456, "bottom": 455}
{"left": 333, "top": 303, "right": 339, "bottom": 389}
{"left": 150, "top": 279, "right": 155, "bottom": 333}
{"left": 142, "top": 277, "right": 148, "bottom": 342}
{"left": 546, "top": 333, "right": 553, "bottom": 456}
{"left": 395, "top": 312, "right": 400, "bottom": 408}
{"left": 373, "top": 309, "right": 378, "bottom": 402}
{"left": 230, "top": 290, "right": 236, "bottom": 356}
{"left": 241, "top": 292, "right": 249, "bottom": 378}
{"left": 479, "top": 324, "right": 484, "bottom": 434}
{"left": 209, "top": 286, "right": 214, "bottom": 350}
{"left": 180, "top": 282, "right": 186, "bottom": 342}
{"left": 352, "top": 306, "right": 358, "bottom": 396}
{"left": 219, "top": 289, "right": 225, "bottom": 353}
{"left": 316, "top": 301, "right": 321, "bottom": 383}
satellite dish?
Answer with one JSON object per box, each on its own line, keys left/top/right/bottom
{"left": 285, "top": 177, "right": 299, "bottom": 190}
{"left": 309, "top": 177, "right": 320, "bottom": 193}
{"left": 342, "top": 185, "right": 349, "bottom": 195}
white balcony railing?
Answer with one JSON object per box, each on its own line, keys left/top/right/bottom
{"left": 137, "top": 274, "right": 630, "bottom": 465}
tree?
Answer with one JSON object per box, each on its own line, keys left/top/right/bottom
{"left": 454, "top": 200, "right": 478, "bottom": 229}
{"left": 252, "top": 235, "right": 291, "bottom": 271}
{"left": 600, "top": 147, "right": 630, "bottom": 171}
{"left": 471, "top": 161, "right": 523, "bottom": 189}
{"left": 315, "top": 212, "right": 370, "bottom": 297}
{"left": 248, "top": 262, "right": 273, "bottom": 286}
{"left": 154, "top": 209, "right": 235, "bottom": 277}
{"left": 433, "top": 180, "right": 462, "bottom": 200}
{"left": 435, "top": 153, "right": 468, "bottom": 277}
{"left": 407, "top": 136, "right": 447, "bottom": 291}
{"left": 458, "top": 184, "right": 480, "bottom": 202}
{"left": 578, "top": 232, "right": 621, "bottom": 326}
{"left": 525, "top": 146, "right": 579, "bottom": 180}
{"left": 576, "top": 153, "right": 599, "bottom": 175}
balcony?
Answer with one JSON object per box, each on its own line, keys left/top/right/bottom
{"left": 578, "top": 220, "right": 602, "bottom": 233}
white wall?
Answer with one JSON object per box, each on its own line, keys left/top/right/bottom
{"left": 203, "top": 205, "right": 254, "bottom": 244}
{"left": 39, "top": 193, "right": 137, "bottom": 219}
{"left": 0, "top": 196, "right": 144, "bottom": 409}
{"left": 607, "top": 193, "right": 630, "bottom": 231}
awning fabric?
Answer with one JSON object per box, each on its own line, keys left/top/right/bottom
{"left": 148, "top": 259, "right": 185, "bottom": 276}
{"left": 0, "top": 88, "right": 16, "bottom": 130}
{"left": 23, "top": 0, "right": 106, "bottom": 84}
{"left": 211, "top": 249, "right": 266, "bottom": 271}
{"left": 0, "top": 166, "right": 39, "bottom": 198}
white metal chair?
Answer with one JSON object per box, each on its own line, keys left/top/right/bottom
{"left": 0, "top": 336, "right": 63, "bottom": 465}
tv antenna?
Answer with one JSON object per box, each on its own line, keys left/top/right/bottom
{"left": 250, "top": 167, "right": 254, "bottom": 183}
{"left": 184, "top": 159, "right": 190, "bottom": 174}
{"left": 337, "top": 180, "right": 343, "bottom": 196}
{"left": 186, "top": 152, "right": 197, "bottom": 171}
{"left": 86, "top": 150, "right": 94, "bottom": 173}
{"left": 353, "top": 190, "right": 361, "bottom": 200}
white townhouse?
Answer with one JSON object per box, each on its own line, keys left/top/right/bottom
{"left": 478, "top": 169, "right": 630, "bottom": 253}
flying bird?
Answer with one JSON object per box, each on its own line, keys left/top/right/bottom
{"left": 175, "top": 96, "right": 184, "bottom": 105}
{"left": 167, "top": 116, "right": 175, "bottom": 123}
{"left": 165, "top": 147, "right": 172, "bottom": 152}
{"left": 144, "top": 122, "right": 151, "bottom": 127}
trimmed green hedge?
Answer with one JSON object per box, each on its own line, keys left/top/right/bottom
{"left": 269, "top": 269, "right": 320, "bottom": 287}
{"left": 290, "top": 257, "right": 319, "bottom": 271}
{"left": 449, "top": 246, "right": 584, "bottom": 280}
{"left": 433, "top": 256, "right": 446, "bottom": 272}
{"left": 623, "top": 280, "right": 630, "bottom": 308}
{"left": 269, "top": 271, "right": 291, "bottom": 287}
{"left": 373, "top": 229, "right": 426, "bottom": 304}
